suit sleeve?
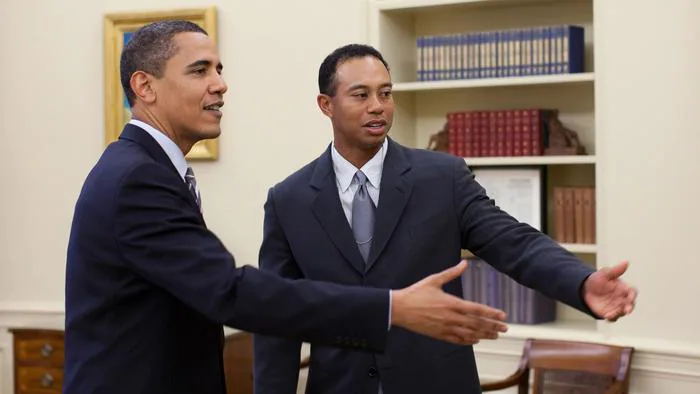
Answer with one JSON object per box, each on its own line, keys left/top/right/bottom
{"left": 114, "top": 163, "right": 390, "bottom": 350}
{"left": 452, "top": 158, "right": 598, "bottom": 316}
{"left": 253, "top": 188, "right": 304, "bottom": 394}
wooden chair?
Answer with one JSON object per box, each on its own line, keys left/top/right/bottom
{"left": 481, "top": 338, "right": 634, "bottom": 394}
{"left": 222, "top": 331, "right": 254, "bottom": 394}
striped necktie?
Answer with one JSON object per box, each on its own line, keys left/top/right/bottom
{"left": 184, "top": 167, "right": 202, "bottom": 211}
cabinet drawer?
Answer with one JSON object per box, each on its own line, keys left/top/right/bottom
{"left": 16, "top": 366, "right": 63, "bottom": 393}
{"left": 15, "top": 338, "right": 64, "bottom": 365}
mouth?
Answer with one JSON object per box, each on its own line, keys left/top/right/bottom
{"left": 203, "top": 101, "right": 224, "bottom": 113}
{"left": 363, "top": 119, "right": 387, "bottom": 134}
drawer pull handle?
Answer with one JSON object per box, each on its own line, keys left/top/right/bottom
{"left": 41, "top": 373, "right": 54, "bottom": 387}
{"left": 40, "top": 343, "right": 54, "bottom": 357}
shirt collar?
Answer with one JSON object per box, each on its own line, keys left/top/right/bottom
{"left": 331, "top": 138, "right": 388, "bottom": 192}
{"left": 128, "top": 119, "right": 189, "bottom": 181}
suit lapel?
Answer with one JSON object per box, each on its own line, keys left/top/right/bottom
{"left": 118, "top": 124, "right": 203, "bottom": 218}
{"left": 310, "top": 147, "right": 367, "bottom": 275}
{"left": 366, "top": 139, "right": 412, "bottom": 271}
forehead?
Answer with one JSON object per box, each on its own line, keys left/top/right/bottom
{"left": 334, "top": 56, "right": 390, "bottom": 88}
{"left": 168, "top": 31, "right": 220, "bottom": 64}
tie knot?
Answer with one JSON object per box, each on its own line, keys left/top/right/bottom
{"left": 185, "top": 166, "right": 195, "bottom": 179}
{"left": 354, "top": 171, "right": 369, "bottom": 187}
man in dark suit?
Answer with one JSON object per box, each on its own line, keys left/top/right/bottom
{"left": 252, "top": 44, "right": 638, "bottom": 394}
{"left": 63, "top": 23, "right": 510, "bottom": 394}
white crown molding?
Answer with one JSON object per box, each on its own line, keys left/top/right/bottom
{"left": 475, "top": 339, "right": 700, "bottom": 382}
{"left": 0, "top": 302, "right": 65, "bottom": 331}
{"left": 0, "top": 302, "right": 698, "bottom": 382}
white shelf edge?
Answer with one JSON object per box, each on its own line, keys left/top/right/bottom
{"left": 560, "top": 243, "right": 597, "bottom": 254}
{"left": 464, "top": 155, "right": 596, "bottom": 166}
{"left": 393, "top": 73, "right": 594, "bottom": 92}
{"left": 461, "top": 243, "right": 596, "bottom": 258}
{"left": 375, "top": 0, "right": 563, "bottom": 12}
{"left": 502, "top": 320, "right": 601, "bottom": 342}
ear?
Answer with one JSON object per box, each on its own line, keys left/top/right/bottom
{"left": 316, "top": 94, "right": 333, "bottom": 118}
{"left": 130, "top": 71, "right": 156, "bottom": 104}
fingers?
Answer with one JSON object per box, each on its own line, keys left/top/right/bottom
{"left": 605, "top": 260, "right": 629, "bottom": 279}
{"left": 602, "top": 285, "right": 638, "bottom": 321}
{"left": 625, "top": 287, "right": 638, "bottom": 314}
{"left": 447, "top": 301, "right": 509, "bottom": 334}
{"left": 429, "top": 260, "right": 468, "bottom": 286}
{"left": 452, "top": 297, "right": 507, "bottom": 323}
{"left": 442, "top": 310, "right": 508, "bottom": 344}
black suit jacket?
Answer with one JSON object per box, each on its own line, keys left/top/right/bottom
{"left": 253, "top": 138, "right": 597, "bottom": 394}
{"left": 63, "top": 124, "right": 391, "bottom": 394}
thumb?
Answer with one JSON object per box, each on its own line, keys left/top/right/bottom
{"left": 605, "top": 260, "right": 629, "bottom": 280}
{"left": 430, "top": 260, "right": 468, "bottom": 286}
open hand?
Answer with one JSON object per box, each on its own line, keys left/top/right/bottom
{"left": 583, "top": 260, "right": 637, "bottom": 321}
{"left": 391, "top": 260, "right": 508, "bottom": 345}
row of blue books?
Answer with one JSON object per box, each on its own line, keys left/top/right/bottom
{"left": 416, "top": 25, "right": 585, "bottom": 81}
{"left": 461, "top": 258, "right": 556, "bottom": 325}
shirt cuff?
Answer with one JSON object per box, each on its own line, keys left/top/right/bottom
{"left": 388, "top": 290, "right": 392, "bottom": 330}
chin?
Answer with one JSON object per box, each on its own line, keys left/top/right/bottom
{"left": 198, "top": 129, "right": 222, "bottom": 140}
{"left": 360, "top": 135, "right": 386, "bottom": 150}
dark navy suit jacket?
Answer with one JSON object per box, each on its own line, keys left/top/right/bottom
{"left": 253, "top": 138, "right": 597, "bottom": 394}
{"left": 63, "top": 124, "right": 391, "bottom": 394}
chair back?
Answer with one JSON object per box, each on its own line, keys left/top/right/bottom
{"left": 525, "top": 338, "right": 634, "bottom": 394}
{"left": 222, "top": 331, "right": 254, "bottom": 394}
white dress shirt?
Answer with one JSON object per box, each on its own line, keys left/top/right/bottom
{"left": 331, "top": 138, "right": 388, "bottom": 226}
{"left": 330, "top": 138, "right": 391, "bottom": 337}
{"left": 128, "top": 120, "right": 199, "bottom": 197}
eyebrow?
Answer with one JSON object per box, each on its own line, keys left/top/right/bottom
{"left": 346, "top": 82, "right": 393, "bottom": 92}
{"left": 186, "top": 59, "right": 223, "bottom": 72}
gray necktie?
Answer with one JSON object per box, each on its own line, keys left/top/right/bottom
{"left": 185, "top": 167, "right": 202, "bottom": 211}
{"left": 352, "top": 171, "right": 375, "bottom": 263}
{"left": 352, "top": 171, "right": 382, "bottom": 393}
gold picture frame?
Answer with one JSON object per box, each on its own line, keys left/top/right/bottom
{"left": 103, "top": 7, "right": 219, "bottom": 160}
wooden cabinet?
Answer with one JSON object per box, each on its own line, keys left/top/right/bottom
{"left": 7, "top": 329, "right": 254, "bottom": 394}
{"left": 9, "top": 329, "right": 65, "bottom": 394}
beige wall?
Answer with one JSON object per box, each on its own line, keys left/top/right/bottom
{"left": 0, "top": 0, "right": 367, "bottom": 304}
{"left": 595, "top": 0, "right": 700, "bottom": 346}
{"left": 1, "top": 0, "right": 700, "bottom": 392}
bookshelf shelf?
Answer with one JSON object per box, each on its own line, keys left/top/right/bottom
{"left": 393, "top": 73, "right": 594, "bottom": 92}
{"left": 464, "top": 155, "right": 596, "bottom": 167}
{"left": 370, "top": 0, "right": 598, "bottom": 338}
{"left": 376, "top": 0, "right": 566, "bottom": 12}
{"left": 502, "top": 319, "right": 600, "bottom": 341}
{"left": 462, "top": 243, "right": 595, "bottom": 259}
{"left": 560, "top": 243, "right": 596, "bottom": 254}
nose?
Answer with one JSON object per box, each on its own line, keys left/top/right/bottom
{"left": 367, "top": 93, "right": 384, "bottom": 114}
{"left": 210, "top": 73, "right": 228, "bottom": 95}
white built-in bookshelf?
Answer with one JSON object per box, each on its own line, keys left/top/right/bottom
{"left": 369, "top": 0, "right": 600, "bottom": 340}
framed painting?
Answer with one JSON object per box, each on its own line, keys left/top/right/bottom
{"left": 472, "top": 166, "right": 546, "bottom": 232}
{"left": 103, "top": 7, "right": 219, "bottom": 160}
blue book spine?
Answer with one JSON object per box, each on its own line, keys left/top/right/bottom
{"left": 532, "top": 27, "right": 543, "bottom": 75}
{"left": 450, "top": 34, "right": 462, "bottom": 79}
{"left": 550, "top": 26, "right": 562, "bottom": 74}
{"left": 544, "top": 26, "right": 552, "bottom": 74}
{"left": 468, "top": 33, "right": 477, "bottom": 79}
{"left": 434, "top": 35, "right": 442, "bottom": 81}
{"left": 459, "top": 33, "right": 465, "bottom": 79}
{"left": 521, "top": 28, "right": 532, "bottom": 76}
{"left": 565, "top": 25, "right": 585, "bottom": 73}
{"left": 512, "top": 29, "right": 521, "bottom": 76}
{"left": 426, "top": 35, "right": 434, "bottom": 81}
{"left": 416, "top": 36, "right": 423, "bottom": 81}
{"left": 489, "top": 31, "right": 498, "bottom": 78}
{"left": 478, "top": 32, "right": 486, "bottom": 78}
{"left": 492, "top": 31, "right": 506, "bottom": 78}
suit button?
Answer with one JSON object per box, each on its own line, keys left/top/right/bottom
{"left": 368, "top": 367, "right": 378, "bottom": 377}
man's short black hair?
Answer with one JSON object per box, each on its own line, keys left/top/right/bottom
{"left": 120, "top": 20, "right": 207, "bottom": 106}
{"left": 318, "top": 44, "right": 390, "bottom": 97}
